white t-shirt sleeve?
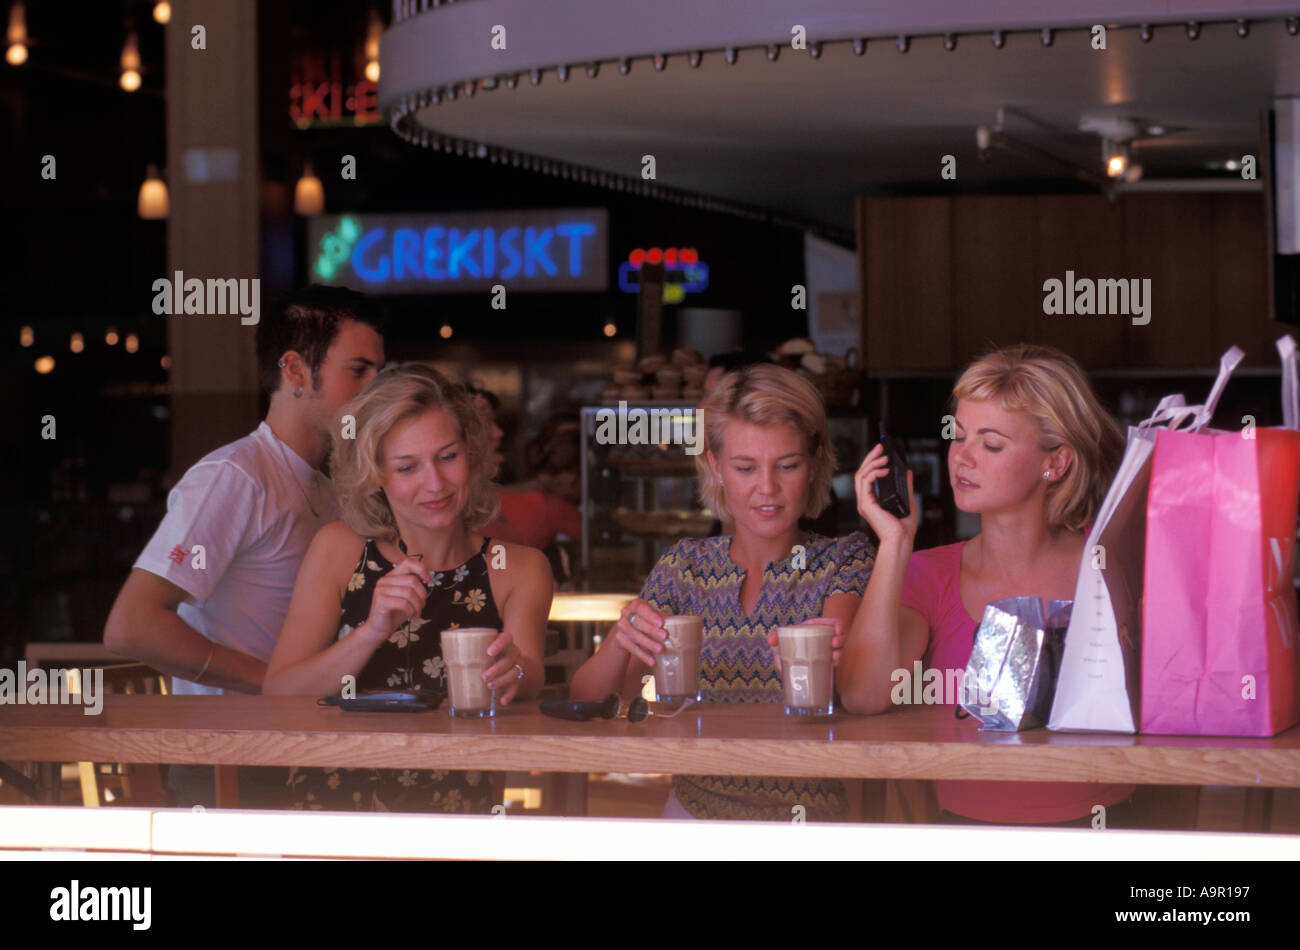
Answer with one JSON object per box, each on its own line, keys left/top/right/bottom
{"left": 135, "top": 461, "right": 261, "bottom": 603}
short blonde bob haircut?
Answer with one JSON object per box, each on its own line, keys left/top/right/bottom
{"left": 952, "top": 344, "right": 1123, "bottom": 533}
{"left": 331, "top": 362, "right": 500, "bottom": 539}
{"left": 695, "top": 363, "right": 836, "bottom": 522}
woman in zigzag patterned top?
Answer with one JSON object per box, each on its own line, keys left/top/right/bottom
{"left": 571, "top": 364, "right": 875, "bottom": 820}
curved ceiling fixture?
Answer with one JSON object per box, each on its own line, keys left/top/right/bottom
{"left": 379, "top": 1, "right": 1300, "bottom": 237}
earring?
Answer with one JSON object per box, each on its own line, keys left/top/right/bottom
{"left": 293, "top": 386, "right": 303, "bottom": 399}
{"left": 278, "top": 358, "right": 287, "bottom": 368}
{"left": 1042, "top": 471, "right": 1051, "bottom": 480}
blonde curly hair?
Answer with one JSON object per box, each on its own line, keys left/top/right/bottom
{"left": 331, "top": 362, "right": 500, "bottom": 539}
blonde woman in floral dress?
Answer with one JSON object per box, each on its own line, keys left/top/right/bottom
{"left": 264, "top": 363, "right": 551, "bottom": 812}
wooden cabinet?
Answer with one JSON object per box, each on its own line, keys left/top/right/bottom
{"left": 859, "top": 197, "right": 952, "bottom": 371}
{"left": 857, "top": 192, "right": 1275, "bottom": 371}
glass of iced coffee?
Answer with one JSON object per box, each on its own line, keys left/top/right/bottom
{"left": 654, "top": 615, "right": 703, "bottom": 704}
{"left": 776, "top": 624, "right": 835, "bottom": 718}
{"left": 440, "top": 627, "right": 499, "bottom": 718}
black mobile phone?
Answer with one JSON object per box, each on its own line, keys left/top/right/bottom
{"left": 319, "top": 689, "right": 443, "bottom": 713}
{"left": 873, "top": 436, "right": 911, "bottom": 519}
{"left": 540, "top": 694, "right": 622, "bottom": 722}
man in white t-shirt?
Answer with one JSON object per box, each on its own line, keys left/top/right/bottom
{"left": 103, "top": 287, "right": 385, "bottom": 802}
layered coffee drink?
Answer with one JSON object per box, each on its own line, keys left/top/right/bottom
{"left": 440, "top": 627, "right": 499, "bottom": 718}
{"left": 776, "top": 625, "right": 835, "bottom": 718}
{"left": 654, "top": 615, "right": 703, "bottom": 703}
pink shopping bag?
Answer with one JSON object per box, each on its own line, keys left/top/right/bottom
{"left": 1140, "top": 340, "right": 1300, "bottom": 736}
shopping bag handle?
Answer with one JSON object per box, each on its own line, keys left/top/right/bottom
{"left": 1278, "top": 335, "right": 1298, "bottom": 431}
{"left": 1137, "top": 394, "right": 1195, "bottom": 431}
{"left": 1194, "top": 345, "right": 1245, "bottom": 431}
{"left": 1143, "top": 347, "right": 1244, "bottom": 433}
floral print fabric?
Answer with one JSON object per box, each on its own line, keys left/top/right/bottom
{"left": 288, "top": 536, "right": 503, "bottom": 813}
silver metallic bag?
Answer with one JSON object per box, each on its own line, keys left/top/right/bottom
{"left": 959, "top": 597, "right": 1072, "bottom": 731}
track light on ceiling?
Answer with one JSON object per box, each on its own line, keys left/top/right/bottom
{"left": 724, "top": 47, "right": 737, "bottom": 64}
{"left": 618, "top": 57, "right": 631, "bottom": 74}
{"left": 991, "top": 30, "right": 1005, "bottom": 48}
{"left": 852, "top": 38, "right": 866, "bottom": 55}
{"left": 1186, "top": 21, "right": 1200, "bottom": 40}
{"left": 687, "top": 50, "right": 701, "bottom": 67}
{"left": 1139, "top": 24, "right": 1153, "bottom": 42}
{"left": 653, "top": 53, "right": 667, "bottom": 70}
{"left": 1235, "top": 19, "right": 1249, "bottom": 38}
{"left": 896, "top": 35, "right": 909, "bottom": 53}
{"left": 766, "top": 44, "right": 779, "bottom": 62}
{"left": 1040, "top": 28, "right": 1053, "bottom": 46}
{"left": 943, "top": 34, "right": 957, "bottom": 51}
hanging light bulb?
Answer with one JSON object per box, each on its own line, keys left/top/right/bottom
{"left": 6, "top": 0, "right": 27, "bottom": 66}
{"left": 105, "top": 328, "right": 120, "bottom": 346}
{"left": 365, "top": 8, "right": 381, "bottom": 83}
{"left": 138, "top": 164, "right": 169, "bottom": 219}
{"left": 120, "top": 28, "right": 141, "bottom": 91}
{"left": 152, "top": 1, "right": 171, "bottom": 25}
{"left": 34, "top": 355, "right": 54, "bottom": 374}
{"left": 160, "top": 354, "right": 172, "bottom": 370}
{"left": 125, "top": 333, "right": 140, "bottom": 353}
{"left": 602, "top": 321, "right": 617, "bottom": 338}
{"left": 19, "top": 325, "right": 33, "bottom": 347}
{"left": 294, "top": 161, "right": 324, "bottom": 216}
{"left": 439, "top": 323, "right": 453, "bottom": 339}
{"left": 70, "top": 332, "right": 84, "bottom": 353}
{"left": 1104, "top": 139, "right": 1130, "bottom": 178}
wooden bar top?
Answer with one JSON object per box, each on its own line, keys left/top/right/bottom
{"left": 2, "top": 695, "right": 1299, "bottom": 786}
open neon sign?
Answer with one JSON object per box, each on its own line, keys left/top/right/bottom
{"left": 307, "top": 210, "right": 609, "bottom": 293}
{"left": 618, "top": 247, "right": 709, "bottom": 303}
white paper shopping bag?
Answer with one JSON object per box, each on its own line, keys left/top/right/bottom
{"left": 1048, "top": 394, "right": 1200, "bottom": 733}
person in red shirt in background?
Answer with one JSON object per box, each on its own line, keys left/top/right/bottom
{"left": 470, "top": 389, "right": 581, "bottom": 583}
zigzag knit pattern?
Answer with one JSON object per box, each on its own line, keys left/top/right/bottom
{"left": 641, "top": 532, "right": 875, "bottom": 820}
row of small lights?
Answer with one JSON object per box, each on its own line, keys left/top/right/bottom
{"left": 19, "top": 325, "right": 170, "bottom": 376}
{"left": 6, "top": 1, "right": 174, "bottom": 217}
{"left": 6, "top": 2, "right": 382, "bottom": 220}
{"left": 6, "top": 1, "right": 169, "bottom": 82}
{"left": 385, "top": 16, "right": 1300, "bottom": 240}
{"left": 434, "top": 320, "right": 618, "bottom": 340}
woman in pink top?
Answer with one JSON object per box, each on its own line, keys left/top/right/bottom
{"left": 838, "top": 343, "right": 1135, "bottom": 825}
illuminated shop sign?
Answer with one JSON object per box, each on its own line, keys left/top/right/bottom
{"left": 618, "top": 247, "right": 709, "bottom": 303}
{"left": 307, "top": 209, "right": 609, "bottom": 293}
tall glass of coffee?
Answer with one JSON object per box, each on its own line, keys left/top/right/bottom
{"left": 440, "top": 627, "right": 499, "bottom": 718}
{"left": 655, "top": 615, "right": 703, "bottom": 704}
{"left": 776, "top": 625, "right": 835, "bottom": 718}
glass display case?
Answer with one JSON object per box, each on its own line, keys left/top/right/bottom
{"left": 579, "top": 404, "right": 708, "bottom": 591}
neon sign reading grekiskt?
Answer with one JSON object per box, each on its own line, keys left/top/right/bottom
{"left": 348, "top": 222, "right": 596, "bottom": 283}
{"left": 309, "top": 210, "right": 608, "bottom": 293}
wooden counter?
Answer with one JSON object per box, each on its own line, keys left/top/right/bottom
{"left": 3, "top": 696, "right": 1299, "bottom": 786}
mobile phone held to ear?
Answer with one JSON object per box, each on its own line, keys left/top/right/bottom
{"left": 319, "top": 689, "right": 443, "bottom": 713}
{"left": 873, "top": 436, "right": 911, "bottom": 519}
